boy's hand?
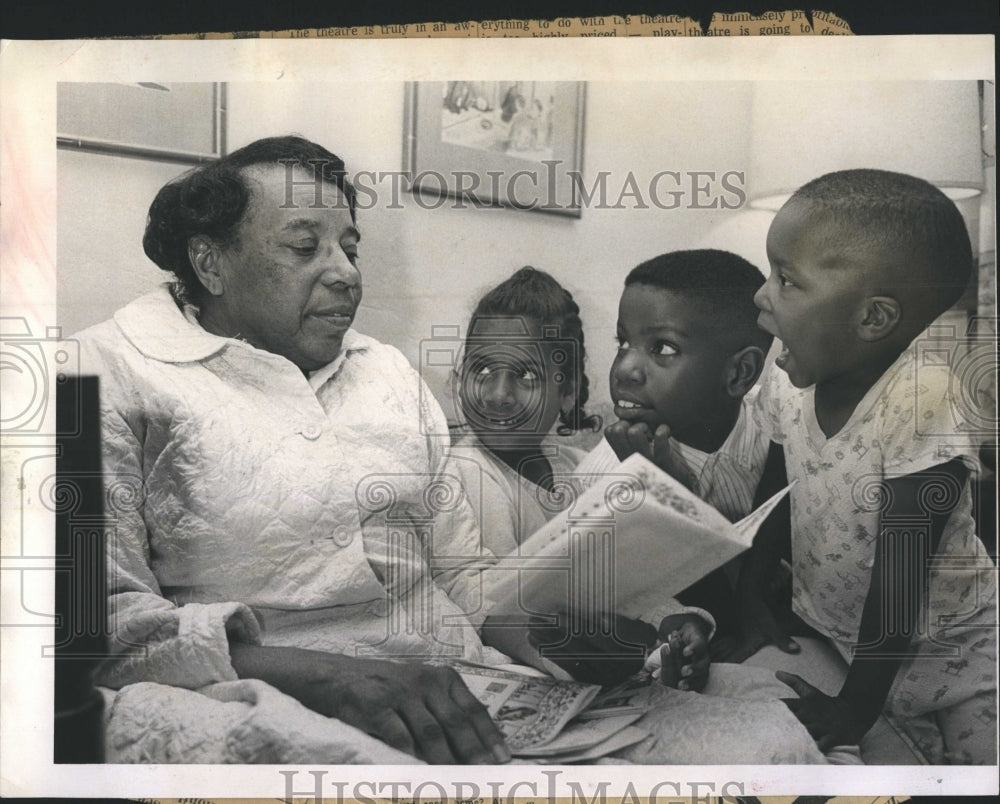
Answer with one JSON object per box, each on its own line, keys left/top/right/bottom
{"left": 605, "top": 421, "right": 671, "bottom": 464}
{"left": 777, "top": 671, "right": 875, "bottom": 751}
{"left": 605, "top": 423, "right": 696, "bottom": 491}
{"left": 655, "top": 613, "right": 710, "bottom": 692}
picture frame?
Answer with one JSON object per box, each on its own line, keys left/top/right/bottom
{"left": 403, "top": 81, "right": 586, "bottom": 217}
{"left": 56, "top": 82, "right": 226, "bottom": 164}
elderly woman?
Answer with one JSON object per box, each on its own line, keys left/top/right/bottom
{"left": 79, "top": 136, "right": 520, "bottom": 764}
{"left": 80, "top": 135, "right": 833, "bottom": 766}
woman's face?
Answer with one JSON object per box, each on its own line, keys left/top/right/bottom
{"left": 208, "top": 164, "right": 362, "bottom": 371}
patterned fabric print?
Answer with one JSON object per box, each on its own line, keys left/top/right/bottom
{"left": 755, "top": 329, "right": 997, "bottom": 762}
{"left": 886, "top": 689, "right": 998, "bottom": 765}
{"left": 618, "top": 664, "right": 829, "bottom": 764}
{"left": 102, "top": 681, "right": 420, "bottom": 764}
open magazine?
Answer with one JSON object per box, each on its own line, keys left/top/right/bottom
{"left": 447, "top": 454, "right": 792, "bottom": 759}
{"left": 484, "top": 452, "right": 793, "bottom": 620}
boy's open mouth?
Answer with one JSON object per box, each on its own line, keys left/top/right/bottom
{"left": 757, "top": 315, "right": 790, "bottom": 373}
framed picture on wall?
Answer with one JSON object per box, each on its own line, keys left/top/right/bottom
{"left": 404, "top": 81, "right": 586, "bottom": 217}
{"left": 57, "top": 82, "right": 225, "bottom": 164}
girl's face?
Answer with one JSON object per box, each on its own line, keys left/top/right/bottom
{"left": 459, "top": 316, "right": 572, "bottom": 451}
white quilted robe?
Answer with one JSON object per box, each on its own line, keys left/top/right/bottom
{"left": 79, "top": 286, "right": 502, "bottom": 762}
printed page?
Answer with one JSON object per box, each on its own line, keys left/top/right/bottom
{"left": 516, "top": 724, "right": 650, "bottom": 763}
{"left": 440, "top": 661, "right": 648, "bottom": 760}
{"left": 512, "top": 712, "right": 644, "bottom": 757}
{"left": 487, "top": 453, "right": 791, "bottom": 614}
{"left": 575, "top": 674, "right": 654, "bottom": 719}
{"left": 449, "top": 664, "right": 600, "bottom": 751}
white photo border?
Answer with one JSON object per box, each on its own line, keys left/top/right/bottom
{"left": 0, "top": 35, "right": 996, "bottom": 798}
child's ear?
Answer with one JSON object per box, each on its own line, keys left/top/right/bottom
{"left": 725, "top": 346, "right": 766, "bottom": 398}
{"left": 188, "top": 236, "right": 224, "bottom": 296}
{"left": 559, "top": 380, "right": 577, "bottom": 415}
{"left": 857, "top": 296, "right": 901, "bottom": 342}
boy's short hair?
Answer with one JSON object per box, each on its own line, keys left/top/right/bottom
{"left": 791, "top": 169, "right": 973, "bottom": 316}
{"left": 626, "top": 249, "right": 773, "bottom": 352}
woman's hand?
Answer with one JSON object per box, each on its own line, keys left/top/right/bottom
{"left": 655, "top": 613, "right": 710, "bottom": 692}
{"left": 229, "top": 643, "right": 511, "bottom": 764}
{"left": 777, "top": 671, "right": 875, "bottom": 752}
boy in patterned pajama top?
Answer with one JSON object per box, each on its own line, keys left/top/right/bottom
{"left": 748, "top": 169, "right": 997, "bottom": 764}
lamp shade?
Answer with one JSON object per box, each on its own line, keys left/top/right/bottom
{"left": 748, "top": 81, "right": 984, "bottom": 211}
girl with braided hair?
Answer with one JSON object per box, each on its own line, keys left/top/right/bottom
{"left": 451, "top": 266, "right": 601, "bottom": 557}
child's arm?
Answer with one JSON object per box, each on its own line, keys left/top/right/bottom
{"left": 778, "top": 458, "right": 969, "bottom": 751}
{"left": 482, "top": 611, "right": 658, "bottom": 686}
{"left": 713, "top": 440, "right": 801, "bottom": 661}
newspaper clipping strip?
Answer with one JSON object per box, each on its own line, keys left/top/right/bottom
{"left": 137, "top": 10, "right": 853, "bottom": 39}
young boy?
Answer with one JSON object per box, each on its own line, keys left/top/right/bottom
{"left": 578, "top": 249, "right": 774, "bottom": 522}
{"left": 749, "top": 168, "right": 996, "bottom": 763}
{"left": 574, "top": 249, "right": 776, "bottom": 657}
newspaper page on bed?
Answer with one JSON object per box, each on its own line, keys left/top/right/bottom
{"left": 425, "top": 655, "right": 654, "bottom": 759}
{"left": 455, "top": 664, "right": 653, "bottom": 760}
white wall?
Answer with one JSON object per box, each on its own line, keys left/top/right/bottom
{"left": 58, "top": 81, "right": 756, "bottom": 419}
{"left": 57, "top": 150, "right": 190, "bottom": 336}
{"left": 225, "top": 81, "right": 754, "bottom": 419}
